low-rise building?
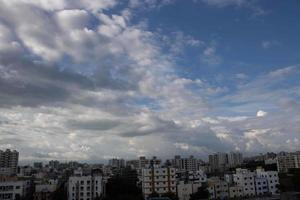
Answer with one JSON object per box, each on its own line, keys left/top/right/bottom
{"left": 0, "top": 176, "right": 31, "bottom": 200}
{"left": 177, "top": 181, "right": 201, "bottom": 200}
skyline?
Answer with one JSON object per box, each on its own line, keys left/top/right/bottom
{"left": 0, "top": 0, "right": 300, "bottom": 163}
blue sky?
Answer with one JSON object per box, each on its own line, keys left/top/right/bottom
{"left": 0, "top": 0, "right": 299, "bottom": 162}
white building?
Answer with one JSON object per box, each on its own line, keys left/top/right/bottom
{"left": 68, "top": 173, "right": 103, "bottom": 200}
{"left": 233, "top": 169, "right": 255, "bottom": 197}
{"left": 177, "top": 181, "right": 201, "bottom": 200}
{"left": 229, "top": 186, "right": 243, "bottom": 199}
{"left": 0, "top": 176, "right": 31, "bottom": 200}
{"left": 141, "top": 167, "right": 176, "bottom": 198}
{"left": 256, "top": 168, "right": 279, "bottom": 195}
{"left": 34, "top": 179, "right": 58, "bottom": 200}
{"left": 188, "top": 170, "right": 207, "bottom": 183}
{"left": 207, "top": 177, "right": 229, "bottom": 200}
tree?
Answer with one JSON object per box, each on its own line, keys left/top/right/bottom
{"left": 190, "top": 185, "right": 209, "bottom": 200}
{"left": 162, "top": 192, "right": 178, "bottom": 200}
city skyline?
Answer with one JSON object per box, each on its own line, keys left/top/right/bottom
{"left": 0, "top": 0, "right": 300, "bottom": 163}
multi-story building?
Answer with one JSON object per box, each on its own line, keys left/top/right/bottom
{"left": 48, "top": 160, "right": 60, "bottom": 170}
{"left": 228, "top": 152, "right": 243, "bottom": 168}
{"left": 0, "top": 176, "right": 31, "bottom": 200}
{"left": 277, "top": 153, "right": 300, "bottom": 172}
{"left": 108, "top": 158, "right": 125, "bottom": 169}
{"left": 209, "top": 153, "right": 228, "bottom": 172}
{"left": 255, "top": 168, "right": 279, "bottom": 195}
{"left": 177, "top": 181, "right": 201, "bottom": 200}
{"left": 126, "top": 156, "right": 161, "bottom": 170}
{"left": 229, "top": 186, "right": 243, "bottom": 199}
{"left": 34, "top": 179, "right": 58, "bottom": 200}
{"left": 141, "top": 167, "right": 176, "bottom": 198}
{"left": 233, "top": 169, "right": 255, "bottom": 197}
{"left": 0, "top": 149, "right": 19, "bottom": 175}
{"left": 171, "top": 156, "right": 198, "bottom": 172}
{"left": 207, "top": 177, "right": 229, "bottom": 199}
{"left": 68, "top": 170, "right": 103, "bottom": 200}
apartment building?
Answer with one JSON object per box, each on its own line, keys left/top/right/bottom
{"left": 108, "top": 158, "right": 125, "bottom": 169}
{"left": 0, "top": 149, "right": 19, "bottom": 175}
{"left": 177, "top": 181, "right": 201, "bottom": 200}
{"left": 0, "top": 176, "right": 31, "bottom": 200}
{"left": 277, "top": 153, "right": 300, "bottom": 172}
{"left": 233, "top": 169, "right": 256, "bottom": 197}
{"left": 141, "top": 167, "right": 176, "bottom": 198}
{"left": 171, "top": 156, "right": 198, "bottom": 172}
{"left": 68, "top": 170, "right": 103, "bottom": 200}
{"left": 255, "top": 168, "right": 279, "bottom": 195}
{"left": 207, "top": 177, "right": 229, "bottom": 199}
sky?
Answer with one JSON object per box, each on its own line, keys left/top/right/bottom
{"left": 0, "top": 0, "right": 300, "bottom": 163}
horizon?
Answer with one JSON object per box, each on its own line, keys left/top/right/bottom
{"left": 0, "top": 0, "right": 300, "bottom": 163}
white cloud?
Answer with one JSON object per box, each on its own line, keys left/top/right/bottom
{"left": 256, "top": 110, "right": 267, "bottom": 117}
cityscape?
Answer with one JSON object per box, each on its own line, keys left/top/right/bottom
{"left": 1, "top": 149, "right": 300, "bottom": 200}
{"left": 1, "top": 0, "right": 300, "bottom": 200}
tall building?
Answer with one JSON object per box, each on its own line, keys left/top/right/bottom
{"left": 277, "top": 153, "right": 300, "bottom": 172}
{"left": 228, "top": 152, "right": 243, "bottom": 168}
{"left": 108, "top": 158, "right": 125, "bottom": 169}
{"left": 141, "top": 167, "right": 176, "bottom": 198}
{"left": 171, "top": 155, "right": 198, "bottom": 172}
{"left": 209, "top": 153, "right": 228, "bottom": 172}
{"left": 0, "top": 149, "right": 19, "bottom": 175}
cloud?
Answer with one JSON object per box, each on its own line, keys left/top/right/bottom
{"left": 201, "top": 45, "right": 223, "bottom": 65}
{"left": 0, "top": 0, "right": 299, "bottom": 162}
{"left": 256, "top": 110, "right": 267, "bottom": 117}
{"left": 262, "top": 40, "right": 281, "bottom": 49}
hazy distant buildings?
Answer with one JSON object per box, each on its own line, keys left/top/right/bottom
{"left": 171, "top": 155, "right": 198, "bottom": 172}
{"left": 209, "top": 152, "right": 243, "bottom": 172}
{"left": 0, "top": 149, "right": 19, "bottom": 175}
{"left": 108, "top": 158, "right": 125, "bottom": 169}
{"left": 228, "top": 152, "right": 243, "bottom": 168}
{"left": 277, "top": 152, "right": 300, "bottom": 172}
{"left": 126, "top": 156, "right": 161, "bottom": 169}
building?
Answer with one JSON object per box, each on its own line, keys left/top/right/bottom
{"left": 108, "top": 158, "right": 125, "bottom": 169}
{"left": 126, "top": 156, "right": 161, "bottom": 170}
{"left": 209, "top": 153, "right": 228, "bottom": 172}
{"left": 207, "top": 177, "right": 229, "bottom": 199}
{"left": 233, "top": 169, "right": 256, "bottom": 197}
{"left": 0, "top": 176, "right": 31, "bottom": 200}
{"left": 0, "top": 149, "right": 19, "bottom": 175}
{"left": 228, "top": 186, "right": 243, "bottom": 199}
{"left": 177, "top": 181, "right": 201, "bottom": 200}
{"left": 34, "top": 179, "right": 58, "bottom": 200}
{"left": 48, "top": 160, "right": 59, "bottom": 169}
{"left": 68, "top": 170, "right": 103, "bottom": 200}
{"left": 255, "top": 168, "right": 279, "bottom": 195}
{"left": 277, "top": 153, "right": 300, "bottom": 173}
{"left": 228, "top": 152, "right": 243, "bottom": 168}
{"left": 141, "top": 167, "right": 176, "bottom": 198}
{"left": 171, "top": 156, "right": 198, "bottom": 172}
